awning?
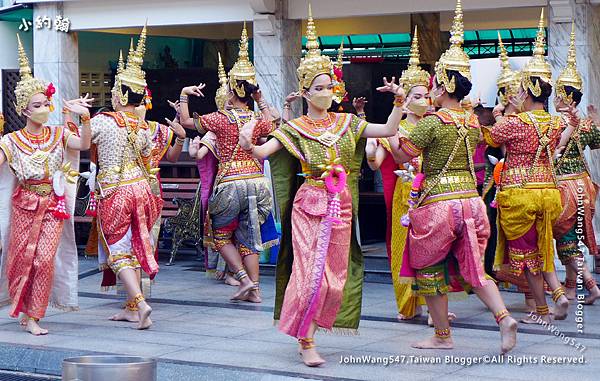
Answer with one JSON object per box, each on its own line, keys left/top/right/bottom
{"left": 0, "top": 3, "right": 32, "bottom": 22}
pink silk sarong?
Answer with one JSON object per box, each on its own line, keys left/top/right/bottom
{"left": 7, "top": 186, "right": 64, "bottom": 319}
{"left": 399, "top": 197, "right": 491, "bottom": 290}
{"left": 278, "top": 183, "right": 352, "bottom": 338}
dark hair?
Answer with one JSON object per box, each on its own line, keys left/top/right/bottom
{"left": 436, "top": 70, "right": 472, "bottom": 101}
{"left": 563, "top": 85, "right": 583, "bottom": 106}
{"left": 527, "top": 76, "right": 552, "bottom": 104}
{"left": 234, "top": 80, "right": 259, "bottom": 106}
{"left": 473, "top": 105, "right": 495, "bottom": 126}
{"left": 121, "top": 84, "right": 144, "bottom": 106}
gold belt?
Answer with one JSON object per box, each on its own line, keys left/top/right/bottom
{"left": 503, "top": 166, "right": 552, "bottom": 178}
{"left": 502, "top": 182, "right": 556, "bottom": 190}
{"left": 21, "top": 182, "right": 53, "bottom": 196}
{"left": 220, "top": 160, "right": 259, "bottom": 171}
{"left": 97, "top": 162, "right": 141, "bottom": 180}
{"left": 435, "top": 174, "right": 474, "bottom": 185}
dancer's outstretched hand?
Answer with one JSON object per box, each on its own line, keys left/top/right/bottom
{"left": 376, "top": 77, "right": 405, "bottom": 98}
{"left": 285, "top": 91, "right": 302, "bottom": 104}
{"left": 353, "top": 97, "right": 368, "bottom": 114}
{"left": 181, "top": 84, "right": 206, "bottom": 97}
{"left": 164, "top": 117, "right": 186, "bottom": 139}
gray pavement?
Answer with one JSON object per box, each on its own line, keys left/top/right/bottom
{"left": 0, "top": 256, "right": 598, "bottom": 381}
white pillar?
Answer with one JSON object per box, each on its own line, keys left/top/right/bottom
{"left": 251, "top": 0, "right": 302, "bottom": 116}
{"left": 33, "top": 2, "right": 79, "bottom": 125}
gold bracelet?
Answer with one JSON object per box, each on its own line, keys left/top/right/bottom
{"left": 393, "top": 95, "right": 405, "bottom": 107}
{"left": 175, "top": 137, "right": 185, "bottom": 146}
{"left": 81, "top": 114, "right": 91, "bottom": 122}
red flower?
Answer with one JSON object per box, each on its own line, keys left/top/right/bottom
{"left": 46, "top": 83, "right": 56, "bottom": 98}
{"left": 333, "top": 67, "right": 343, "bottom": 81}
{"left": 145, "top": 86, "right": 152, "bottom": 97}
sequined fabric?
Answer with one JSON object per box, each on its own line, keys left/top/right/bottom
{"left": 196, "top": 110, "right": 272, "bottom": 181}
{"left": 555, "top": 119, "right": 600, "bottom": 176}
{"left": 487, "top": 111, "right": 562, "bottom": 187}
{"left": 91, "top": 112, "right": 152, "bottom": 191}
{"left": 107, "top": 251, "right": 141, "bottom": 275}
{"left": 271, "top": 113, "right": 367, "bottom": 178}
{"left": 400, "top": 109, "right": 479, "bottom": 197}
{"left": 0, "top": 126, "right": 72, "bottom": 182}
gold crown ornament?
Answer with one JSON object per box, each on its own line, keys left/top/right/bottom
{"left": 496, "top": 32, "right": 520, "bottom": 106}
{"left": 556, "top": 23, "right": 582, "bottom": 104}
{"left": 297, "top": 4, "right": 334, "bottom": 91}
{"left": 229, "top": 22, "right": 257, "bottom": 98}
{"left": 332, "top": 41, "right": 347, "bottom": 104}
{"left": 400, "top": 26, "right": 431, "bottom": 93}
{"left": 521, "top": 9, "right": 552, "bottom": 97}
{"left": 14, "top": 34, "right": 50, "bottom": 116}
{"left": 215, "top": 52, "right": 229, "bottom": 109}
{"left": 113, "top": 24, "right": 148, "bottom": 106}
{"left": 434, "top": 0, "right": 471, "bottom": 94}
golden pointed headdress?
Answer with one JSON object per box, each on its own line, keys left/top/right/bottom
{"left": 332, "top": 41, "right": 347, "bottom": 103}
{"left": 215, "top": 52, "right": 229, "bottom": 110}
{"left": 400, "top": 26, "right": 431, "bottom": 93}
{"left": 297, "top": 4, "right": 333, "bottom": 91}
{"left": 14, "top": 34, "right": 48, "bottom": 116}
{"left": 496, "top": 32, "right": 520, "bottom": 106}
{"left": 116, "top": 49, "right": 125, "bottom": 76}
{"left": 434, "top": 0, "right": 470, "bottom": 94}
{"left": 113, "top": 24, "right": 148, "bottom": 106}
{"left": 521, "top": 9, "right": 552, "bottom": 97}
{"left": 556, "top": 23, "right": 582, "bottom": 104}
{"left": 229, "top": 21, "right": 257, "bottom": 98}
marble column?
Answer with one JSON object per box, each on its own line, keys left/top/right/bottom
{"left": 549, "top": 1, "right": 600, "bottom": 255}
{"left": 33, "top": 2, "right": 79, "bottom": 126}
{"left": 252, "top": 0, "right": 302, "bottom": 116}
{"left": 410, "top": 13, "right": 442, "bottom": 72}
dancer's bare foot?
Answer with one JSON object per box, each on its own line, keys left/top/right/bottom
{"left": 230, "top": 278, "right": 255, "bottom": 301}
{"left": 584, "top": 285, "right": 600, "bottom": 305}
{"left": 427, "top": 312, "right": 456, "bottom": 327}
{"left": 499, "top": 316, "right": 518, "bottom": 354}
{"left": 553, "top": 296, "right": 569, "bottom": 320}
{"left": 136, "top": 302, "right": 153, "bottom": 330}
{"left": 25, "top": 318, "right": 48, "bottom": 336}
{"left": 520, "top": 313, "right": 552, "bottom": 325}
{"left": 109, "top": 308, "right": 139, "bottom": 322}
{"left": 245, "top": 289, "right": 262, "bottom": 303}
{"left": 565, "top": 287, "right": 576, "bottom": 300}
{"left": 298, "top": 339, "right": 326, "bottom": 367}
{"left": 411, "top": 336, "right": 453, "bottom": 350}
{"left": 224, "top": 273, "right": 240, "bottom": 287}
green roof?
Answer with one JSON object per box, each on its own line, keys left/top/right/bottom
{"left": 302, "top": 28, "right": 544, "bottom": 60}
